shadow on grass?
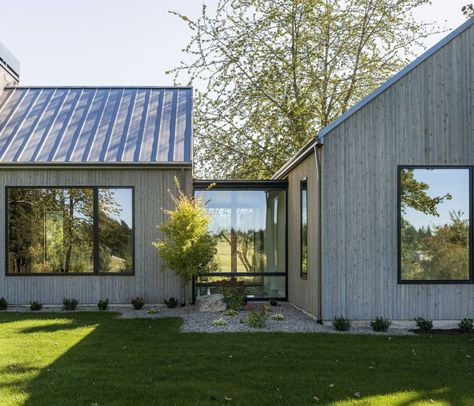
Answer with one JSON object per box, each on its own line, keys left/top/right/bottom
{"left": 1, "top": 312, "right": 473, "bottom": 405}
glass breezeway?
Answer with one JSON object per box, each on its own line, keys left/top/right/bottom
{"left": 193, "top": 181, "right": 287, "bottom": 300}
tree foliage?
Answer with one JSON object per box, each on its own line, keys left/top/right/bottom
{"left": 154, "top": 179, "right": 217, "bottom": 304}
{"left": 170, "top": 0, "right": 440, "bottom": 178}
{"left": 463, "top": 4, "right": 474, "bottom": 17}
{"left": 400, "top": 169, "right": 451, "bottom": 216}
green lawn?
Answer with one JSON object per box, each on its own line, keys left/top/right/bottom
{"left": 1, "top": 313, "right": 473, "bottom": 405}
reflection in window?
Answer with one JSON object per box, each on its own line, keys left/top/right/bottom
{"left": 301, "top": 179, "right": 308, "bottom": 276}
{"left": 98, "top": 188, "right": 133, "bottom": 273}
{"left": 195, "top": 188, "right": 286, "bottom": 299}
{"left": 8, "top": 188, "right": 94, "bottom": 273}
{"left": 400, "top": 168, "right": 470, "bottom": 281}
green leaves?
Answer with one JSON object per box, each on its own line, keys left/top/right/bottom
{"left": 153, "top": 178, "right": 217, "bottom": 299}
{"left": 170, "top": 0, "right": 439, "bottom": 178}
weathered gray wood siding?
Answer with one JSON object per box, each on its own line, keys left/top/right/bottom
{"left": 0, "top": 166, "right": 192, "bottom": 304}
{"left": 321, "top": 23, "right": 474, "bottom": 320}
{"left": 287, "top": 153, "right": 320, "bottom": 317}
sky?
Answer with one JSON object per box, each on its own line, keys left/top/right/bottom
{"left": 404, "top": 169, "right": 470, "bottom": 230}
{"left": 0, "top": 0, "right": 469, "bottom": 87}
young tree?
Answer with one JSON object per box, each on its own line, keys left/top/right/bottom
{"left": 153, "top": 179, "right": 217, "bottom": 304}
{"left": 170, "top": 0, "right": 441, "bottom": 178}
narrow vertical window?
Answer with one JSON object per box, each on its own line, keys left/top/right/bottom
{"left": 300, "top": 178, "right": 308, "bottom": 277}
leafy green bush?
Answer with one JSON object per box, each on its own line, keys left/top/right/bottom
{"left": 62, "top": 298, "right": 78, "bottom": 311}
{"left": 98, "top": 299, "right": 109, "bottom": 311}
{"left": 164, "top": 297, "right": 179, "bottom": 308}
{"left": 333, "top": 316, "right": 351, "bottom": 331}
{"left": 216, "top": 278, "right": 246, "bottom": 311}
{"left": 148, "top": 308, "right": 160, "bottom": 315}
{"left": 459, "top": 318, "right": 474, "bottom": 334}
{"left": 246, "top": 306, "right": 269, "bottom": 328}
{"left": 30, "top": 301, "right": 43, "bottom": 311}
{"left": 269, "top": 299, "right": 279, "bottom": 307}
{"left": 415, "top": 317, "right": 433, "bottom": 333}
{"left": 212, "top": 318, "right": 227, "bottom": 326}
{"left": 271, "top": 313, "right": 284, "bottom": 321}
{"left": 370, "top": 317, "right": 391, "bottom": 332}
{"left": 0, "top": 297, "right": 8, "bottom": 310}
{"left": 154, "top": 178, "right": 217, "bottom": 305}
{"left": 132, "top": 297, "right": 145, "bottom": 310}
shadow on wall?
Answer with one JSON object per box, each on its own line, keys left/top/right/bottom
{"left": 0, "top": 313, "right": 472, "bottom": 405}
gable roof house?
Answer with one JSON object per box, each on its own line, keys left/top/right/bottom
{"left": 274, "top": 17, "right": 474, "bottom": 321}
{"left": 0, "top": 42, "right": 193, "bottom": 304}
{"left": 0, "top": 17, "right": 473, "bottom": 322}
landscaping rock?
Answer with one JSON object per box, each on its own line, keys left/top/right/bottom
{"left": 195, "top": 294, "right": 227, "bottom": 312}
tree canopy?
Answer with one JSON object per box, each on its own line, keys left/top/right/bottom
{"left": 171, "top": 0, "right": 440, "bottom": 178}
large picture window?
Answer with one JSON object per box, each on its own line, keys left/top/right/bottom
{"left": 399, "top": 167, "right": 471, "bottom": 283}
{"left": 300, "top": 178, "right": 308, "bottom": 277}
{"left": 7, "top": 187, "right": 134, "bottom": 275}
{"left": 194, "top": 182, "right": 287, "bottom": 299}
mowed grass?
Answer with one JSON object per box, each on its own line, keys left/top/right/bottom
{"left": 1, "top": 313, "right": 474, "bottom": 405}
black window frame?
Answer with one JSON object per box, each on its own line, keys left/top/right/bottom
{"left": 300, "top": 177, "right": 308, "bottom": 279}
{"left": 192, "top": 180, "right": 288, "bottom": 301}
{"left": 5, "top": 185, "right": 135, "bottom": 276}
{"left": 397, "top": 165, "right": 473, "bottom": 284}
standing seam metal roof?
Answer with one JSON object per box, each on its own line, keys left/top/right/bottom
{"left": 0, "top": 86, "right": 192, "bottom": 164}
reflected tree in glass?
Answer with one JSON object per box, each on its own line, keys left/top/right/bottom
{"left": 400, "top": 168, "right": 470, "bottom": 281}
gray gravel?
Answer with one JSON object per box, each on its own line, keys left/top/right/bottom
{"left": 2, "top": 303, "right": 414, "bottom": 335}
{"left": 4, "top": 303, "right": 413, "bottom": 335}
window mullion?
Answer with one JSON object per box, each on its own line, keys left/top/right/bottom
{"left": 93, "top": 187, "right": 99, "bottom": 274}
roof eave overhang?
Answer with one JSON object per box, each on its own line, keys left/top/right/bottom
{"left": 0, "top": 161, "right": 192, "bottom": 169}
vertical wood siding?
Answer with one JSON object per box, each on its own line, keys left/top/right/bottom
{"left": 0, "top": 167, "right": 192, "bottom": 304}
{"left": 319, "top": 24, "right": 474, "bottom": 320}
{"left": 287, "top": 153, "right": 320, "bottom": 317}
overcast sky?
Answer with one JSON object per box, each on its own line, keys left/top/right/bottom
{"left": 0, "top": 0, "right": 469, "bottom": 86}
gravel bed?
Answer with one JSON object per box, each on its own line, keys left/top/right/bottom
{"left": 3, "top": 303, "right": 414, "bottom": 335}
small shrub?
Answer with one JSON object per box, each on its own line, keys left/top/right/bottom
{"left": 62, "top": 298, "right": 78, "bottom": 311}
{"left": 0, "top": 297, "right": 8, "bottom": 310}
{"left": 333, "top": 316, "right": 351, "bottom": 331}
{"left": 224, "top": 309, "right": 239, "bottom": 317}
{"left": 216, "top": 278, "right": 246, "bottom": 311}
{"left": 269, "top": 299, "right": 280, "bottom": 307}
{"left": 164, "top": 297, "right": 179, "bottom": 308}
{"left": 415, "top": 317, "right": 433, "bottom": 333}
{"left": 212, "top": 318, "right": 228, "bottom": 326}
{"left": 148, "top": 308, "right": 160, "bottom": 315}
{"left": 97, "top": 299, "right": 109, "bottom": 311}
{"left": 246, "top": 306, "right": 269, "bottom": 328}
{"left": 459, "top": 318, "right": 474, "bottom": 334}
{"left": 370, "top": 317, "right": 391, "bottom": 332}
{"left": 271, "top": 313, "right": 284, "bottom": 321}
{"left": 30, "top": 301, "right": 43, "bottom": 311}
{"left": 132, "top": 297, "right": 145, "bottom": 310}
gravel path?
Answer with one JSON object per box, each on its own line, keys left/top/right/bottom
{"left": 4, "top": 303, "right": 414, "bottom": 335}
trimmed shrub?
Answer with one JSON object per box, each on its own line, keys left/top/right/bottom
{"left": 370, "top": 317, "right": 391, "bottom": 332}
{"left": 164, "top": 297, "right": 179, "bottom": 308}
{"left": 30, "top": 301, "right": 43, "bottom": 311}
{"left": 0, "top": 297, "right": 8, "bottom": 310}
{"left": 132, "top": 297, "right": 145, "bottom": 310}
{"left": 246, "top": 306, "right": 269, "bottom": 328}
{"left": 333, "top": 316, "right": 351, "bottom": 331}
{"left": 98, "top": 299, "right": 109, "bottom": 311}
{"left": 212, "top": 318, "right": 227, "bottom": 326}
{"left": 62, "top": 298, "right": 78, "bottom": 311}
{"left": 415, "top": 317, "right": 433, "bottom": 333}
{"left": 459, "top": 318, "right": 474, "bottom": 334}
{"left": 216, "top": 278, "right": 246, "bottom": 311}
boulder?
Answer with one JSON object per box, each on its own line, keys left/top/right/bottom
{"left": 196, "top": 294, "right": 227, "bottom": 312}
